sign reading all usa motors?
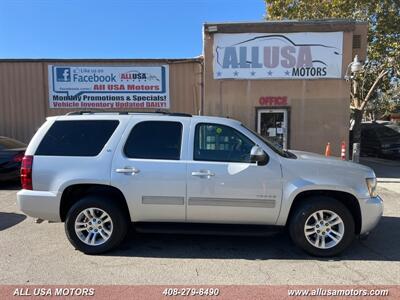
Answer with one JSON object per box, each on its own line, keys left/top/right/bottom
{"left": 213, "top": 32, "right": 343, "bottom": 79}
{"left": 48, "top": 65, "right": 169, "bottom": 109}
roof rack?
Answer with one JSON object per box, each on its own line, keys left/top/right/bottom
{"left": 65, "top": 111, "right": 192, "bottom": 117}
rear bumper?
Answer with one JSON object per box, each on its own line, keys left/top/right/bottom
{"left": 17, "top": 189, "right": 61, "bottom": 222}
{"left": 359, "top": 195, "right": 383, "bottom": 234}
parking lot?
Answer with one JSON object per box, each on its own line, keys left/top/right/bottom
{"left": 0, "top": 164, "right": 399, "bottom": 286}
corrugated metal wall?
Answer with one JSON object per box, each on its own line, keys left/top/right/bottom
{"left": 0, "top": 60, "right": 202, "bottom": 143}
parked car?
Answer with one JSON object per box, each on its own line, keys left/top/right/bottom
{"left": 17, "top": 112, "right": 383, "bottom": 257}
{"left": 0, "top": 136, "right": 26, "bottom": 182}
{"left": 386, "top": 123, "right": 400, "bottom": 133}
{"left": 360, "top": 122, "right": 400, "bottom": 158}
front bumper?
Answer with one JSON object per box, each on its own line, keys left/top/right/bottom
{"left": 359, "top": 195, "right": 383, "bottom": 234}
{"left": 17, "top": 189, "right": 61, "bottom": 222}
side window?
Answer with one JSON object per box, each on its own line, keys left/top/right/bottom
{"left": 124, "top": 121, "right": 182, "bottom": 160}
{"left": 194, "top": 123, "right": 255, "bottom": 163}
{"left": 362, "top": 128, "right": 376, "bottom": 141}
{"left": 35, "top": 120, "right": 119, "bottom": 156}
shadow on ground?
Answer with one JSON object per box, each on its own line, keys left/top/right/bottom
{"left": 0, "top": 181, "right": 20, "bottom": 191}
{"left": 104, "top": 216, "right": 400, "bottom": 262}
{"left": 0, "top": 212, "right": 26, "bottom": 231}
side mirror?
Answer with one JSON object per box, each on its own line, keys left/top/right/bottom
{"left": 250, "top": 145, "right": 267, "bottom": 165}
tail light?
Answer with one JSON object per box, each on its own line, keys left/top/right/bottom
{"left": 13, "top": 152, "right": 24, "bottom": 163}
{"left": 21, "top": 155, "right": 33, "bottom": 190}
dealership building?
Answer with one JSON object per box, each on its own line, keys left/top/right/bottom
{"left": 0, "top": 20, "right": 367, "bottom": 156}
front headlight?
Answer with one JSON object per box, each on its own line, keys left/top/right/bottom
{"left": 381, "top": 144, "right": 391, "bottom": 149}
{"left": 366, "top": 177, "right": 378, "bottom": 197}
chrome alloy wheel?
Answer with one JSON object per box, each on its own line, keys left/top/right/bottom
{"left": 74, "top": 207, "right": 113, "bottom": 246}
{"left": 304, "top": 210, "right": 345, "bottom": 249}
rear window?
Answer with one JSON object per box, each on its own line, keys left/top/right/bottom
{"left": 0, "top": 137, "right": 26, "bottom": 150}
{"left": 35, "top": 120, "right": 119, "bottom": 156}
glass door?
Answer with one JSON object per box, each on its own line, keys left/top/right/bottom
{"left": 257, "top": 109, "right": 288, "bottom": 149}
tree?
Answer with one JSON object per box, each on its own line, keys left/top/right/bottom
{"left": 265, "top": 0, "right": 400, "bottom": 149}
{"left": 365, "top": 85, "right": 400, "bottom": 120}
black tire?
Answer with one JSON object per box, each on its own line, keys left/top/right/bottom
{"left": 289, "top": 196, "right": 355, "bottom": 257}
{"left": 65, "top": 195, "right": 128, "bottom": 254}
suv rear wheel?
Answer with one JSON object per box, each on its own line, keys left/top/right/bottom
{"left": 65, "top": 195, "right": 128, "bottom": 254}
{"left": 289, "top": 196, "right": 355, "bottom": 257}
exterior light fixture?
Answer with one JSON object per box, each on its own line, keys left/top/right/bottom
{"left": 344, "top": 55, "right": 363, "bottom": 81}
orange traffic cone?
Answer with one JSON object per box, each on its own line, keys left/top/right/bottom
{"left": 325, "top": 142, "right": 331, "bottom": 157}
{"left": 341, "top": 141, "right": 346, "bottom": 160}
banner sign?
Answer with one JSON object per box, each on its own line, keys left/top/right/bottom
{"left": 213, "top": 32, "right": 343, "bottom": 79}
{"left": 259, "top": 96, "right": 288, "bottom": 106}
{"left": 48, "top": 65, "right": 169, "bottom": 109}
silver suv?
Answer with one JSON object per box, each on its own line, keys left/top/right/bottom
{"left": 17, "top": 112, "right": 383, "bottom": 256}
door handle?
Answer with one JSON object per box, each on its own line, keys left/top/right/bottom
{"left": 115, "top": 167, "right": 140, "bottom": 175}
{"left": 191, "top": 170, "right": 215, "bottom": 178}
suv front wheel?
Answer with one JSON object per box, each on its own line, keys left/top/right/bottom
{"left": 65, "top": 195, "right": 128, "bottom": 254}
{"left": 289, "top": 196, "right": 355, "bottom": 257}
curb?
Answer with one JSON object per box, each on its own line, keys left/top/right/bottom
{"left": 377, "top": 178, "right": 400, "bottom": 183}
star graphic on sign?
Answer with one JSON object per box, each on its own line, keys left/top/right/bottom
{"left": 285, "top": 70, "right": 290, "bottom": 76}
{"left": 216, "top": 71, "right": 222, "bottom": 77}
{"left": 267, "top": 70, "right": 273, "bottom": 76}
{"left": 250, "top": 71, "right": 256, "bottom": 76}
{"left": 233, "top": 71, "right": 239, "bottom": 76}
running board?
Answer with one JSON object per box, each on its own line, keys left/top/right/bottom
{"left": 133, "top": 222, "right": 284, "bottom": 237}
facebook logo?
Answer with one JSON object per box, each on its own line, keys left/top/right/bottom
{"left": 56, "top": 67, "right": 71, "bottom": 82}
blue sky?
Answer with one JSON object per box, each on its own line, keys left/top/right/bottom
{"left": 0, "top": 0, "right": 265, "bottom": 59}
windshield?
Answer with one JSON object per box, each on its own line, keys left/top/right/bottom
{"left": 240, "top": 124, "right": 295, "bottom": 158}
{"left": 386, "top": 124, "right": 400, "bottom": 133}
{"left": 375, "top": 126, "right": 400, "bottom": 138}
{"left": 0, "top": 137, "right": 26, "bottom": 150}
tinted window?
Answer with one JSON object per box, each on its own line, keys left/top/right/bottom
{"left": 36, "top": 120, "right": 119, "bottom": 156}
{"left": 194, "top": 123, "right": 254, "bottom": 163}
{"left": 387, "top": 124, "right": 400, "bottom": 133}
{"left": 124, "top": 121, "right": 182, "bottom": 160}
{"left": 375, "top": 126, "right": 400, "bottom": 138}
{"left": 0, "top": 137, "right": 26, "bottom": 150}
{"left": 361, "top": 128, "right": 378, "bottom": 141}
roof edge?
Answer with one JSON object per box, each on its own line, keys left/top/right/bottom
{"left": 203, "top": 19, "right": 368, "bottom": 34}
{"left": 204, "top": 19, "right": 368, "bottom": 26}
{"left": 0, "top": 57, "right": 203, "bottom": 63}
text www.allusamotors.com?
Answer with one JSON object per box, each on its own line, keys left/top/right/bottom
{"left": 288, "top": 288, "right": 389, "bottom": 297}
